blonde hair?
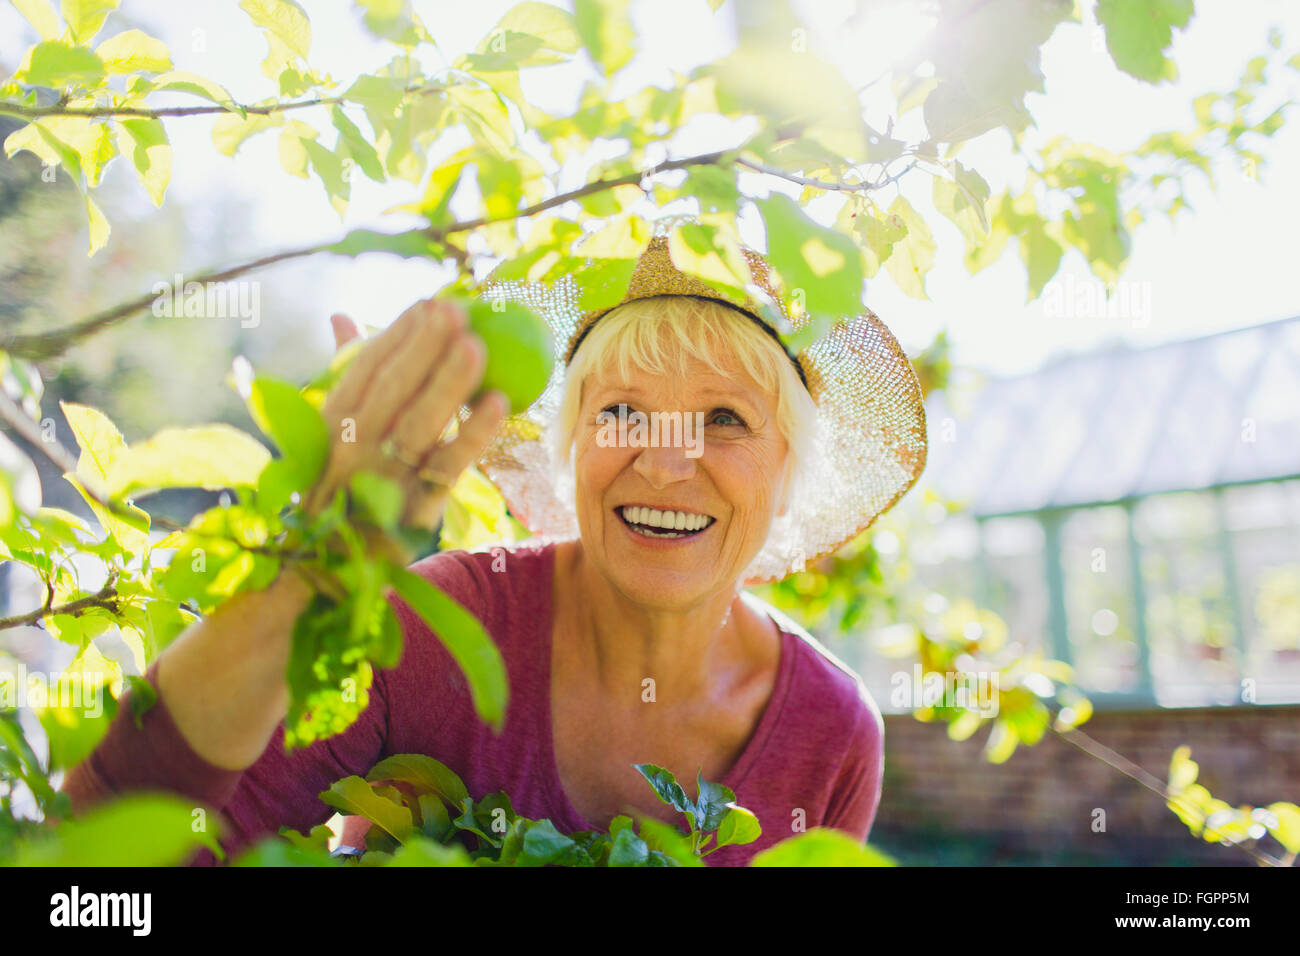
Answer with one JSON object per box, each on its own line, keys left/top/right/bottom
{"left": 547, "top": 295, "right": 822, "bottom": 530}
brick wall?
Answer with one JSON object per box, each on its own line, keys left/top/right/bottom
{"left": 871, "top": 705, "right": 1300, "bottom": 865}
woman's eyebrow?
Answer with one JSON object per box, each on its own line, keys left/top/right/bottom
{"left": 591, "top": 384, "right": 764, "bottom": 411}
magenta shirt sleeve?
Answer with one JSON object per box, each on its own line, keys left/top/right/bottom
{"left": 820, "top": 691, "right": 886, "bottom": 841}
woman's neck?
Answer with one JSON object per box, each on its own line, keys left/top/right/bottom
{"left": 553, "top": 539, "right": 763, "bottom": 704}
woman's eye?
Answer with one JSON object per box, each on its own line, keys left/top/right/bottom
{"left": 600, "top": 403, "right": 632, "bottom": 420}
{"left": 710, "top": 409, "right": 747, "bottom": 427}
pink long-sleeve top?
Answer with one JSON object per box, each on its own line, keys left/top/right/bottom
{"left": 63, "top": 539, "right": 885, "bottom": 866}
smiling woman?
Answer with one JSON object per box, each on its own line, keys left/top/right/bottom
{"left": 64, "top": 226, "right": 928, "bottom": 866}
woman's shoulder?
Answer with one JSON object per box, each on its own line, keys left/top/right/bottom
{"left": 743, "top": 593, "right": 884, "bottom": 749}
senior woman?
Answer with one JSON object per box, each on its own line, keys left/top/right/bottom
{"left": 63, "top": 232, "right": 928, "bottom": 866}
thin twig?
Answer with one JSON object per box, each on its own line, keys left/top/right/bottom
{"left": 0, "top": 575, "right": 119, "bottom": 630}
{"left": 736, "top": 156, "right": 898, "bottom": 192}
{"left": 0, "top": 84, "right": 445, "bottom": 120}
{"left": 1053, "top": 724, "right": 1282, "bottom": 867}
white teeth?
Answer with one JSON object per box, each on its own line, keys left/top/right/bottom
{"left": 620, "top": 506, "right": 713, "bottom": 532}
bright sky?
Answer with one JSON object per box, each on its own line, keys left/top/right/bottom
{"left": 3, "top": 0, "right": 1298, "bottom": 376}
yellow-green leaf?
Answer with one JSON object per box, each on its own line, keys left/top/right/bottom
{"left": 239, "top": 0, "right": 311, "bottom": 79}
{"left": 16, "top": 793, "right": 222, "bottom": 866}
{"left": 116, "top": 116, "right": 170, "bottom": 205}
{"left": 212, "top": 110, "right": 283, "bottom": 157}
{"left": 884, "top": 195, "right": 935, "bottom": 300}
{"left": 17, "top": 40, "right": 105, "bottom": 87}
{"left": 318, "top": 776, "right": 414, "bottom": 841}
{"left": 574, "top": 0, "right": 635, "bottom": 75}
{"left": 277, "top": 118, "right": 317, "bottom": 177}
{"left": 1265, "top": 802, "right": 1300, "bottom": 855}
{"left": 82, "top": 189, "right": 109, "bottom": 254}
{"left": 149, "top": 69, "right": 235, "bottom": 107}
{"left": 94, "top": 28, "right": 172, "bottom": 74}
{"left": 61, "top": 0, "right": 119, "bottom": 45}
{"left": 751, "top": 829, "right": 896, "bottom": 866}
{"left": 13, "top": 0, "right": 61, "bottom": 40}
{"left": 105, "top": 424, "right": 271, "bottom": 498}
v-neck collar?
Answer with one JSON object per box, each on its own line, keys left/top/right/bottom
{"left": 533, "top": 540, "right": 797, "bottom": 832}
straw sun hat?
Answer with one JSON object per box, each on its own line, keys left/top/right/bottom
{"left": 475, "top": 221, "right": 928, "bottom": 587}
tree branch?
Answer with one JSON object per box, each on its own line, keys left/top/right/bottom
{"left": 0, "top": 84, "right": 445, "bottom": 121}
{"left": 736, "top": 155, "right": 907, "bottom": 192}
{"left": 2, "top": 149, "right": 738, "bottom": 361}
{"left": 0, "top": 573, "right": 118, "bottom": 630}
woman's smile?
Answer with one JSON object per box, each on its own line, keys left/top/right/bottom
{"left": 614, "top": 503, "right": 718, "bottom": 545}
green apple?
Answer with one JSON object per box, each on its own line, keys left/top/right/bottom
{"left": 462, "top": 299, "right": 555, "bottom": 414}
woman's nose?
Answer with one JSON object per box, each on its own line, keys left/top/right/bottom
{"left": 632, "top": 442, "right": 698, "bottom": 487}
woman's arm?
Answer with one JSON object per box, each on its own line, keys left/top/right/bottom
{"left": 59, "top": 298, "right": 509, "bottom": 812}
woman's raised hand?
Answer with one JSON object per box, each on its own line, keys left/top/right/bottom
{"left": 301, "top": 298, "right": 510, "bottom": 534}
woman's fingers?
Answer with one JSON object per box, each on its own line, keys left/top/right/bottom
{"left": 388, "top": 327, "right": 488, "bottom": 460}
{"left": 330, "top": 312, "right": 362, "bottom": 351}
{"left": 353, "top": 302, "right": 469, "bottom": 442}
{"left": 324, "top": 298, "right": 454, "bottom": 420}
{"left": 402, "top": 390, "right": 510, "bottom": 529}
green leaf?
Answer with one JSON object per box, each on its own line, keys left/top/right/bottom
{"left": 922, "top": 0, "right": 1073, "bottom": 142}
{"left": 15, "top": 793, "right": 222, "bottom": 866}
{"left": 326, "top": 227, "right": 438, "bottom": 259}
{"left": 115, "top": 116, "right": 170, "bottom": 205}
{"left": 693, "top": 771, "right": 735, "bottom": 831}
{"left": 750, "top": 828, "right": 896, "bottom": 866}
{"left": 383, "top": 836, "right": 475, "bottom": 866}
{"left": 149, "top": 70, "right": 236, "bottom": 108}
{"left": 239, "top": 0, "right": 312, "bottom": 78}
{"left": 247, "top": 377, "right": 330, "bottom": 492}
{"left": 633, "top": 763, "right": 695, "bottom": 819}
{"left": 105, "top": 424, "right": 270, "bottom": 498}
{"left": 1096, "top": 0, "right": 1194, "bottom": 83}
{"left": 574, "top": 0, "right": 636, "bottom": 75}
{"left": 355, "top": 0, "right": 429, "bottom": 46}
{"left": 1265, "top": 802, "right": 1300, "bottom": 855}
{"left": 80, "top": 186, "right": 109, "bottom": 255}
{"left": 36, "top": 676, "right": 117, "bottom": 770}
{"left": 714, "top": 805, "right": 761, "bottom": 849}
{"left": 884, "top": 195, "right": 936, "bottom": 300}
{"left": 756, "top": 192, "right": 864, "bottom": 318}
{"left": 467, "top": 2, "right": 581, "bottom": 69}
{"left": 518, "top": 818, "right": 591, "bottom": 865}
{"left": 318, "top": 776, "right": 414, "bottom": 842}
{"left": 57, "top": 400, "right": 148, "bottom": 549}
{"left": 61, "top": 0, "right": 119, "bottom": 44}
{"left": 331, "top": 104, "right": 385, "bottom": 182}
{"left": 1168, "top": 745, "right": 1199, "bottom": 792}
{"left": 302, "top": 137, "right": 351, "bottom": 217}
{"left": 19, "top": 40, "right": 105, "bottom": 88}
{"left": 348, "top": 470, "right": 403, "bottom": 530}
{"left": 212, "top": 110, "right": 283, "bottom": 157}
{"left": 385, "top": 565, "right": 508, "bottom": 732}
{"left": 1019, "top": 217, "right": 1064, "bottom": 300}
{"left": 12, "top": 0, "right": 61, "bottom": 40}
{"left": 634, "top": 815, "right": 700, "bottom": 865}
{"left": 933, "top": 161, "right": 991, "bottom": 245}
{"left": 94, "top": 28, "right": 171, "bottom": 73}
{"left": 365, "top": 753, "right": 470, "bottom": 807}
{"left": 607, "top": 826, "right": 651, "bottom": 866}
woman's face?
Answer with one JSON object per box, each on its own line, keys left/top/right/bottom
{"left": 570, "top": 339, "right": 791, "bottom": 610}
